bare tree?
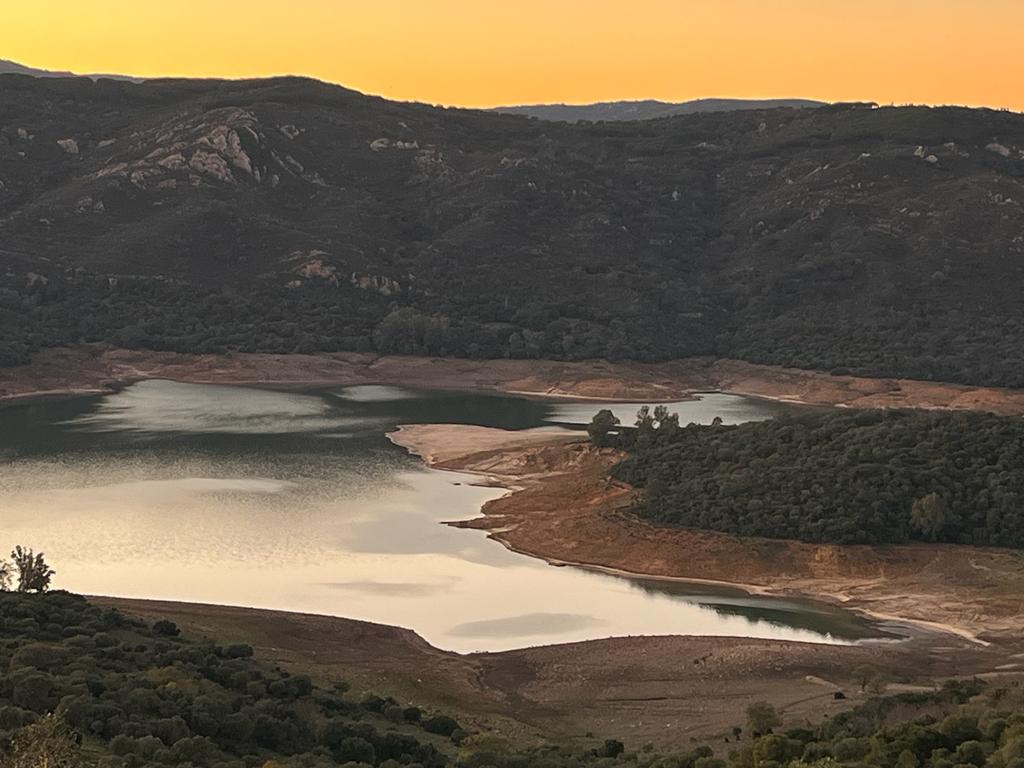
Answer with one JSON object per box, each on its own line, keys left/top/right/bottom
{"left": 10, "top": 547, "right": 55, "bottom": 593}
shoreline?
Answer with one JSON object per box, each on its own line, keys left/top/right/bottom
{"left": 92, "top": 596, "right": 995, "bottom": 748}
{"left": 388, "top": 424, "right": 1024, "bottom": 651}
{"left": 391, "top": 430, "right": 934, "bottom": 643}
{"left": 9, "top": 347, "right": 1024, "bottom": 414}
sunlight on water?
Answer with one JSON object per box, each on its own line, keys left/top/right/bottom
{"left": 68, "top": 379, "right": 384, "bottom": 435}
{"left": 333, "top": 385, "right": 423, "bottom": 402}
{"left": 0, "top": 380, "right": 883, "bottom": 652}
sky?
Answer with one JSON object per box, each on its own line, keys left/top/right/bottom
{"left": 3, "top": 0, "right": 1022, "bottom": 110}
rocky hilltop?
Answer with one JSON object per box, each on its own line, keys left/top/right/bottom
{"left": 1, "top": 74, "right": 1023, "bottom": 386}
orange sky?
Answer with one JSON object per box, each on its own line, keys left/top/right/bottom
{"left": 3, "top": 0, "right": 1021, "bottom": 110}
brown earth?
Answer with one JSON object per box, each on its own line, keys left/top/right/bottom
{"left": 390, "top": 425, "right": 1024, "bottom": 648}
{"left": 9, "top": 347, "right": 1024, "bottom": 413}
{"left": 92, "top": 597, "right": 1006, "bottom": 750}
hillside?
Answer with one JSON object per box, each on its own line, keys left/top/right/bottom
{"left": 0, "top": 591, "right": 460, "bottom": 767}
{"left": 1, "top": 75, "right": 1024, "bottom": 385}
{"left": 5, "top": 592, "right": 1023, "bottom": 768}
{"left": 494, "top": 98, "right": 824, "bottom": 122}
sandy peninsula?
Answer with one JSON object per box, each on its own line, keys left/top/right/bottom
{"left": 388, "top": 425, "right": 1024, "bottom": 648}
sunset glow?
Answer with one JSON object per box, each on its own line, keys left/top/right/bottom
{"left": 3, "top": 0, "right": 1022, "bottom": 110}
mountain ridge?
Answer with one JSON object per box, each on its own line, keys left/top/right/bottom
{"left": 0, "top": 57, "right": 142, "bottom": 82}
{"left": 494, "top": 97, "right": 826, "bottom": 122}
{"left": 1, "top": 74, "right": 1023, "bottom": 387}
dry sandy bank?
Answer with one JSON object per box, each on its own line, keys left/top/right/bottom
{"left": 7, "top": 347, "right": 1024, "bottom": 413}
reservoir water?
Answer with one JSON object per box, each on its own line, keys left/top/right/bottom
{"left": 0, "top": 380, "right": 885, "bottom": 652}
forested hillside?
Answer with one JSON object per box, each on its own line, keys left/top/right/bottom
{"left": 612, "top": 409, "right": 1024, "bottom": 548}
{"left": 0, "top": 592, "right": 460, "bottom": 767}
{"left": 4, "top": 592, "right": 1024, "bottom": 768}
{"left": 2, "top": 75, "right": 1024, "bottom": 385}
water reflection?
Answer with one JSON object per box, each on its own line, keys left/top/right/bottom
{"left": 450, "top": 613, "right": 607, "bottom": 639}
{"left": 546, "top": 392, "right": 803, "bottom": 427}
{"left": 0, "top": 380, "right": 887, "bottom": 652}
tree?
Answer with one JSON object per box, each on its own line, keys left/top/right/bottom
{"left": 866, "top": 674, "right": 889, "bottom": 695}
{"left": 911, "top": 493, "right": 949, "bottom": 541}
{"left": 853, "top": 664, "right": 873, "bottom": 692}
{"left": 0, "top": 557, "right": 12, "bottom": 591}
{"left": 635, "top": 405, "right": 656, "bottom": 432}
{"left": 153, "top": 620, "right": 181, "bottom": 637}
{"left": 746, "top": 700, "right": 782, "bottom": 736}
{"left": 588, "top": 409, "right": 621, "bottom": 448}
{"left": 10, "top": 547, "right": 54, "bottom": 593}
{"left": 597, "top": 739, "right": 625, "bottom": 758}
{"left": 653, "top": 405, "right": 680, "bottom": 433}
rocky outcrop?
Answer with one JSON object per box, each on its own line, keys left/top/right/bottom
{"left": 370, "top": 137, "right": 419, "bottom": 152}
{"left": 288, "top": 251, "right": 339, "bottom": 286}
{"left": 87, "top": 107, "right": 296, "bottom": 190}
{"left": 351, "top": 273, "right": 401, "bottom": 296}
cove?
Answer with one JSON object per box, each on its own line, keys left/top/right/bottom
{"left": 0, "top": 380, "right": 888, "bottom": 652}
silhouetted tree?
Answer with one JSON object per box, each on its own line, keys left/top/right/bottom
{"left": 635, "top": 405, "right": 655, "bottom": 432}
{"left": 0, "top": 557, "right": 12, "bottom": 591}
{"left": 11, "top": 547, "right": 54, "bottom": 593}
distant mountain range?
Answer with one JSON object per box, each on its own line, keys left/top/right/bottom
{"left": 0, "top": 58, "right": 141, "bottom": 82}
{"left": 2, "top": 59, "right": 818, "bottom": 120}
{"left": 494, "top": 98, "right": 825, "bottom": 122}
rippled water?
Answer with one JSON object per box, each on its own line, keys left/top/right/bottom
{"left": 0, "top": 380, "right": 884, "bottom": 652}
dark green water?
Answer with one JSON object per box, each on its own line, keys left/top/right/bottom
{"left": 0, "top": 381, "right": 889, "bottom": 652}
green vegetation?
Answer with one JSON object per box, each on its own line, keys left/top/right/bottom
{"left": 0, "top": 590, "right": 459, "bottom": 767}
{"left": 3, "top": 76, "right": 1024, "bottom": 386}
{"left": 609, "top": 409, "right": 1024, "bottom": 547}
{"left": 6, "top": 590, "right": 1024, "bottom": 768}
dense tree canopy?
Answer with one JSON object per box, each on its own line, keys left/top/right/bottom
{"left": 3, "top": 76, "right": 1024, "bottom": 386}
{"left": 612, "top": 409, "right": 1024, "bottom": 547}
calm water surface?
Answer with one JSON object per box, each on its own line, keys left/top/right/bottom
{"left": 0, "top": 381, "right": 883, "bottom": 652}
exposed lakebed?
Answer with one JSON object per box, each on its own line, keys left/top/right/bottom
{"left": 0, "top": 380, "right": 889, "bottom": 651}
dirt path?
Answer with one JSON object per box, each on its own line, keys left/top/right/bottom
{"left": 8, "top": 347, "right": 1024, "bottom": 413}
